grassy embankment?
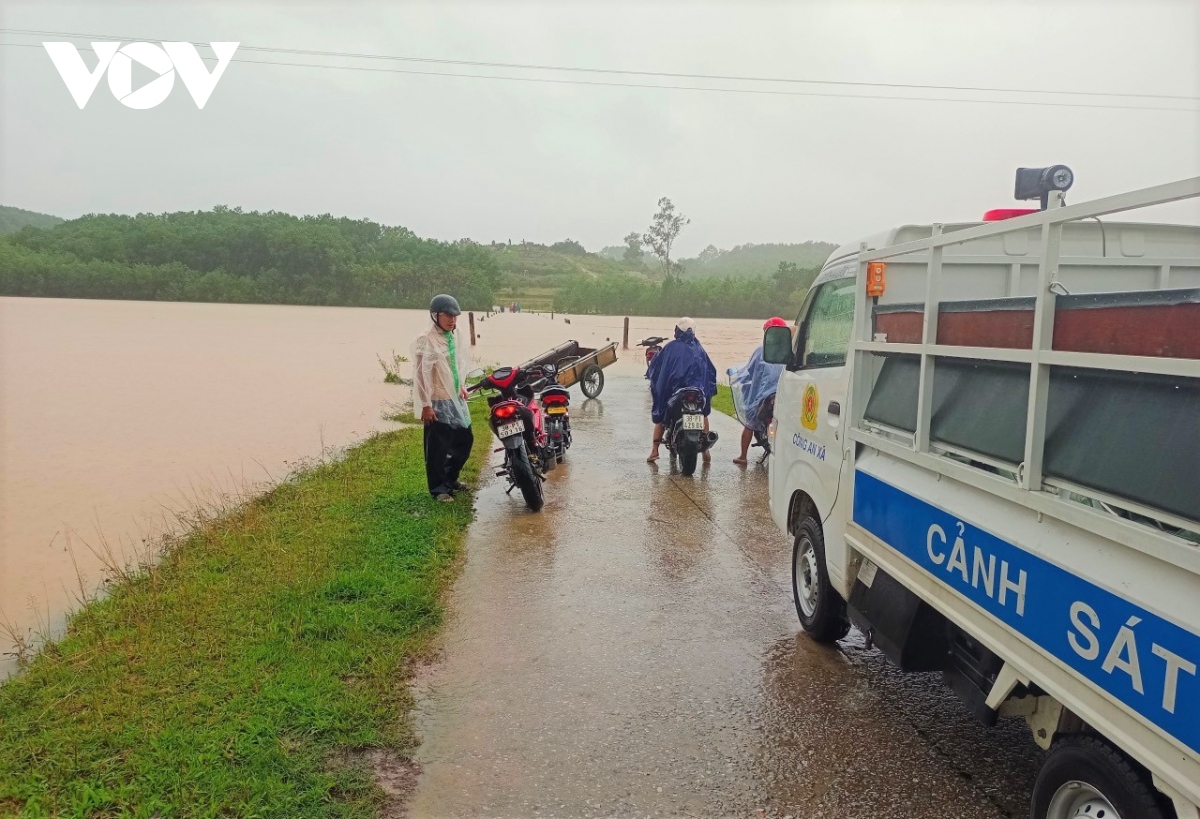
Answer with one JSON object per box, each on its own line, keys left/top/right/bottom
{"left": 0, "top": 403, "right": 489, "bottom": 817}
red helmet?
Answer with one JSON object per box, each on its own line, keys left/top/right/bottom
{"left": 763, "top": 316, "right": 788, "bottom": 330}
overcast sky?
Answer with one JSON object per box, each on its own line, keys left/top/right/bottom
{"left": 2, "top": 1, "right": 1198, "bottom": 256}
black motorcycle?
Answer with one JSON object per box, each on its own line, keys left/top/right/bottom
{"left": 539, "top": 380, "right": 572, "bottom": 464}
{"left": 663, "top": 386, "right": 718, "bottom": 477}
{"left": 750, "top": 395, "right": 774, "bottom": 463}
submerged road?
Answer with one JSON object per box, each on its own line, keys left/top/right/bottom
{"left": 408, "top": 377, "right": 1044, "bottom": 818}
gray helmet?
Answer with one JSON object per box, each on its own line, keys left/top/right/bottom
{"left": 429, "top": 294, "right": 461, "bottom": 316}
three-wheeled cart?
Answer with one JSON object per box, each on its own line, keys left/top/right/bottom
{"left": 520, "top": 340, "right": 618, "bottom": 398}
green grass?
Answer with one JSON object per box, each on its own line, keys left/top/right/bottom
{"left": 712, "top": 384, "right": 735, "bottom": 419}
{"left": 384, "top": 409, "right": 420, "bottom": 424}
{"left": 0, "top": 404, "right": 490, "bottom": 818}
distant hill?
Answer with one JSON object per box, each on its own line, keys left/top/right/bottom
{"left": 678, "top": 241, "right": 838, "bottom": 279}
{"left": 0, "top": 205, "right": 64, "bottom": 234}
{"left": 485, "top": 240, "right": 639, "bottom": 280}
{"left": 482, "top": 240, "right": 652, "bottom": 310}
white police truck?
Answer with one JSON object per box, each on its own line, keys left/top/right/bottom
{"left": 763, "top": 169, "right": 1200, "bottom": 819}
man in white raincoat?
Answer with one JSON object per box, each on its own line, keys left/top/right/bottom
{"left": 412, "top": 294, "right": 474, "bottom": 502}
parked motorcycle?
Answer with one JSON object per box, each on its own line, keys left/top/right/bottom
{"left": 636, "top": 336, "right": 667, "bottom": 379}
{"left": 539, "top": 378, "right": 573, "bottom": 464}
{"left": 468, "top": 364, "right": 560, "bottom": 511}
{"left": 663, "top": 385, "right": 718, "bottom": 477}
{"left": 727, "top": 366, "right": 774, "bottom": 464}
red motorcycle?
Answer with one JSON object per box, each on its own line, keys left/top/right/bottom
{"left": 469, "top": 364, "right": 561, "bottom": 512}
{"left": 637, "top": 336, "right": 667, "bottom": 379}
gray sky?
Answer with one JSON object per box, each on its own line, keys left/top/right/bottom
{"left": 3, "top": 0, "right": 1198, "bottom": 256}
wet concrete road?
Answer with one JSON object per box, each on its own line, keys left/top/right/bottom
{"left": 409, "top": 378, "right": 1045, "bottom": 818}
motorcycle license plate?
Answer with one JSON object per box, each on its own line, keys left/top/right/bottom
{"left": 546, "top": 406, "right": 567, "bottom": 415}
{"left": 496, "top": 421, "right": 524, "bottom": 439}
{"left": 682, "top": 414, "right": 704, "bottom": 430}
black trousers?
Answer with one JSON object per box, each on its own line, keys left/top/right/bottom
{"left": 423, "top": 421, "right": 474, "bottom": 496}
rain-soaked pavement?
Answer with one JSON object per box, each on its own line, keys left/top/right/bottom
{"left": 409, "top": 377, "right": 1045, "bottom": 818}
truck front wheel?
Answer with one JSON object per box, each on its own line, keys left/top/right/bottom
{"left": 792, "top": 516, "right": 850, "bottom": 643}
{"left": 1032, "top": 734, "right": 1169, "bottom": 819}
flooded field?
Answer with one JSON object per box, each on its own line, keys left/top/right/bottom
{"left": 0, "top": 297, "right": 763, "bottom": 672}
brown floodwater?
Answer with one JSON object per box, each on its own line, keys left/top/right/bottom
{"left": 0, "top": 297, "right": 762, "bottom": 674}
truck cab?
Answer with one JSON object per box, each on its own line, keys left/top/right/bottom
{"left": 765, "top": 172, "right": 1200, "bottom": 819}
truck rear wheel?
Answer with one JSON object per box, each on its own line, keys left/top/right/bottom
{"left": 1032, "top": 734, "right": 1169, "bottom": 819}
{"left": 792, "top": 516, "right": 850, "bottom": 643}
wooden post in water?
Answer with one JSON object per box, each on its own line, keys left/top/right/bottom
{"left": 623, "top": 317, "right": 630, "bottom": 349}
{"left": 469, "top": 312, "right": 476, "bottom": 345}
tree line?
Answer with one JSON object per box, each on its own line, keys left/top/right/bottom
{"left": 554, "top": 261, "right": 820, "bottom": 319}
{"left": 0, "top": 207, "right": 501, "bottom": 309}
{"left": 0, "top": 203, "right": 827, "bottom": 317}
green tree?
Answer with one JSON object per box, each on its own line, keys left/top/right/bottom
{"left": 622, "top": 231, "right": 644, "bottom": 265}
{"left": 642, "top": 198, "right": 689, "bottom": 279}
{"left": 550, "top": 239, "right": 587, "bottom": 256}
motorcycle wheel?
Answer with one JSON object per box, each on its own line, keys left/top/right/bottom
{"left": 509, "top": 445, "right": 544, "bottom": 512}
{"left": 679, "top": 446, "right": 699, "bottom": 477}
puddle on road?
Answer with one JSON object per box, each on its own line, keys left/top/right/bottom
{"left": 406, "top": 380, "right": 1039, "bottom": 818}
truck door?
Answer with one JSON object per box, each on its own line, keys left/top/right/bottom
{"left": 772, "top": 275, "right": 856, "bottom": 591}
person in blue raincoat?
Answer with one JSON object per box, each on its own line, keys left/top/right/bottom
{"left": 646, "top": 317, "right": 717, "bottom": 463}
{"left": 732, "top": 316, "right": 788, "bottom": 464}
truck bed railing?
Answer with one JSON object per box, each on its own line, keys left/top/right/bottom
{"left": 848, "top": 176, "right": 1200, "bottom": 559}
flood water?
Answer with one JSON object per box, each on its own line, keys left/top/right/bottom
{"left": 0, "top": 297, "right": 763, "bottom": 674}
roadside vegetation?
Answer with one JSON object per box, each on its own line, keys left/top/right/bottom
{"left": 712, "top": 385, "right": 736, "bottom": 419}
{"left": 0, "top": 403, "right": 489, "bottom": 817}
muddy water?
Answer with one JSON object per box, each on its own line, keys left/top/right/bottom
{"left": 409, "top": 380, "right": 1043, "bottom": 818}
{"left": 0, "top": 297, "right": 761, "bottom": 673}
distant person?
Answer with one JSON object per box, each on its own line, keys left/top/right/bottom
{"left": 733, "top": 317, "right": 788, "bottom": 465}
{"left": 646, "top": 317, "right": 717, "bottom": 463}
{"left": 412, "top": 294, "right": 473, "bottom": 502}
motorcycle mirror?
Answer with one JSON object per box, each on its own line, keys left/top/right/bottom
{"left": 464, "top": 368, "right": 487, "bottom": 388}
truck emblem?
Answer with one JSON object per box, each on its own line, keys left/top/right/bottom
{"left": 801, "top": 384, "right": 819, "bottom": 430}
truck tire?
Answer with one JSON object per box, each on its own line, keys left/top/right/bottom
{"left": 1032, "top": 734, "right": 1169, "bottom": 819}
{"left": 792, "top": 515, "right": 850, "bottom": 642}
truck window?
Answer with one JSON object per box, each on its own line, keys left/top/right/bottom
{"left": 799, "top": 278, "right": 855, "bottom": 368}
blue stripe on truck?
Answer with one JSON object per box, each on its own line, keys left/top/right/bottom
{"left": 853, "top": 469, "right": 1199, "bottom": 755}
